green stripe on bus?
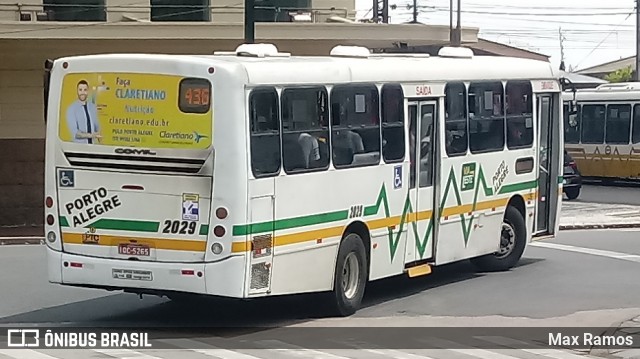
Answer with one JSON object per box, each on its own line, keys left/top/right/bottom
{"left": 86, "top": 219, "right": 159, "bottom": 232}
{"left": 59, "top": 216, "right": 69, "bottom": 227}
{"left": 231, "top": 171, "right": 539, "bottom": 240}
{"left": 499, "top": 180, "right": 537, "bottom": 194}
{"left": 558, "top": 176, "right": 563, "bottom": 183}
{"left": 199, "top": 224, "right": 209, "bottom": 236}
{"left": 232, "top": 210, "right": 349, "bottom": 236}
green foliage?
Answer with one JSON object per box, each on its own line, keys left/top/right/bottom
{"left": 604, "top": 66, "right": 634, "bottom": 83}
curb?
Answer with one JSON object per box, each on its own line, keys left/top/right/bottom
{"left": 559, "top": 223, "right": 640, "bottom": 230}
{"left": 0, "top": 237, "right": 44, "bottom": 245}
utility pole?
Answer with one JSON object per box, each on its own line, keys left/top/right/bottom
{"left": 451, "top": 0, "right": 461, "bottom": 46}
{"left": 633, "top": 0, "right": 640, "bottom": 81}
{"left": 412, "top": 0, "right": 418, "bottom": 23}
{"left": 244, "top": 0, "right": 255, "bottom": 43}
{"left": 559, "top": 27, "right": 566, "bottom": 71}
{"left": 373, "top": 0, "right": 389, "bottom": 23}
{"left": 449, "top": 0, "right": 453, "bottom": 44}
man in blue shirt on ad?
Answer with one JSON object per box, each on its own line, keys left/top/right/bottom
{"left": 66, "top": 80, "right": 101, "bottom": 144}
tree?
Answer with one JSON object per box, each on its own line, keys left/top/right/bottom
{"left": 604, "top": 66, "right": 633, "bottom": 83}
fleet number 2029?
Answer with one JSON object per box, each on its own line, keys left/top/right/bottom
{"left": 161, "top": 220, "right": 197, "bottom": 234}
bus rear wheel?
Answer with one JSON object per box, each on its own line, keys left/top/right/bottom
{"left": 564, "top": 187, "right": 580, "bottom": 200}
{"left": 470, "top": 205, "right": 526, "bottom": 272}
{"left": 328, "top": 232, "right": 368, "bottom": 317}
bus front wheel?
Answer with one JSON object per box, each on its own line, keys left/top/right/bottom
{"left": 329, "top": 232, "right": 368, "bottom": 317}
{"left": 470, "top": 205, "right": 526, "bottom": 272}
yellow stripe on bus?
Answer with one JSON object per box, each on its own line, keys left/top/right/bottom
{"left": 61, "top": 233, "right": 207, "bottom": 252}
{"left": 231, "top": 193, "right": 540, "bottom": 253}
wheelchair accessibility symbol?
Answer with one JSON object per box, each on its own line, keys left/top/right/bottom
{"left": 393, "top": 165, "right": 402, "bottom": 189}
{"left": 59, "top": 170, "right": 75, "bottom": 188}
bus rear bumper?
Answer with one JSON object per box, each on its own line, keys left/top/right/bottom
{"left": 47, "top": 247, "right": 246, "bottom": 298}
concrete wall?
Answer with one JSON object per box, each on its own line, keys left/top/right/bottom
{"left": 0, "top": 139, "right": 44, "bottom": 227}
{"left": 0, "top": 39, "right": 47, "bottom": 227}
{"left": 0, "top": 1, "right": 43, "bottom": 21}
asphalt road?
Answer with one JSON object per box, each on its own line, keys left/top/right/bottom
{"left": 0, "top": 229, "right": 639, "bottom": 359}
{"left": 2, "top": 231, "right": 639, "bottom": 326}
{"left": 576, "top": 183, "right": 640, "bottom": 206}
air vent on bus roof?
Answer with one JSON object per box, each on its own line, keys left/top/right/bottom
{"left": 213, "top": 43, "right": 291, "bottom": 58}
{"left": 437, "top": 46, "right": 474, "bottom": 58}
{"left": 595, "top": 82, "right": 640, "bottom": 91}
{"left": 370, "top": 53, "right": 430, "bottom": 58}
{"left": 330, "top": 45, "right": 371, "bottom": 58}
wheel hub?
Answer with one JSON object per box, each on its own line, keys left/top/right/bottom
{"left": 495, "top": 222, "right": 516, "bottom": 258}
{"left": 341, "top": 252, "right": 360, "bottom": 299}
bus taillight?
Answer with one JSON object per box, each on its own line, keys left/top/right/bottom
{"left": 215, "top": 207, "right": 228, "bottom": 219}
{"left": 46, "top": 214, "right": 55, "bottom": 225}
{"left": 213, "top": 226, "right": 226, "bottom": 237}
{"left": 45, "top": 196, "right": 54, "bottom": 208}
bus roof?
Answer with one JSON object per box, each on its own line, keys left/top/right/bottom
{"left": 55, "top": 46, "right": 558, "bottom": 86}
{"left": 565, "top": 82, "right": 640, "bottom": 102}
{"left": 200, "top": 53, "right": 557, "bottom": 85}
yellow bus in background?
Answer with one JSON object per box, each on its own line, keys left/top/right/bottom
{"left": 563, "top": 83, "right": 640, "bottom": 181}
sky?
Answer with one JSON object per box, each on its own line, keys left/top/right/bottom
{"left": 354, "top": 0, "right": 636, "bottom": 72}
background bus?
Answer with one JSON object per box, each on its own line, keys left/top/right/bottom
{"left": 44, "top": 44, "right": 563, "bottom": 316}
{"left": 563, "top": 82, "right": 640, "bottom": 181}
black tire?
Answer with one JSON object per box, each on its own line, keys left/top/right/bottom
{"left": 470, "top": 205, "right": 526, "bottom": 272}
{"left": 565, "top": 187, "right": 580, "bottom": 200}
{"left": 328, "top": 232, "right": 368, "bottom": 317}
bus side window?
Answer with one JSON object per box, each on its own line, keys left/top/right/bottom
{"left": 280, "top": 87, "right": 330, "bottom": 174}
{"left": 381, "top": 84, "right": 405, "bottom": 163}
{"left": 468, "top": 81, "right": 505, "bottom": 153}
{"left": 249, "top": 87, "right": 281, "bottom": 178}
{"left": 330, "top": 84, "right": 381, "bottom": 168}
{"left": 409, "top": 105, "right": 417, "bottom": 188}
{"left": 605, "top": 104, "right": 631, "bottom": 144}
{"left": 506, "top": 81, "right": 533, "bottom": 149}
{"left": 444, "top": 82, "right": 468, "bottom": 156}
{"left": 633, "top": 104, "right": 640, "bottom": 144}
{"left": 581, "top": 104, "right": 605, "bottom": 144}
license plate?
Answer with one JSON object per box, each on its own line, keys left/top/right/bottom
{"left": 112, "top": 268, "right": 153, "bottom": 281}
{"left": 118, "top": 243, "right": 150, "bottom": 256}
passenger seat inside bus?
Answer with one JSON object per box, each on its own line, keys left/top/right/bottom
{"left": 283, "top": 132, "right": 324, "bottom": 171}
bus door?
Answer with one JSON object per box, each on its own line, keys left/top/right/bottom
{"left": 405, "top": 101, "right": 438, "bottom": 263}
{"left": 535, "top": 94, "right": 558, "bottom": 234}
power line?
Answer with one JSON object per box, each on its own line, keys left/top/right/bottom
{"left": 574, "top": 9, "right": 634, "bottom": 68}
{"left": 390, "top": 9, "right": 636, "bottom": 27}
{"left": 390, "top": 5, "right": 634, "bottom": 16}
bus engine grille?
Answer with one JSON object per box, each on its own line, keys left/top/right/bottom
{"left": 250, "top": 263, "right": 270, "bottom": 289}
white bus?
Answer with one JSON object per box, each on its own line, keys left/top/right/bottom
{"left": 562, "top": 83, "right": 640, "bottom": 181}
{"left": 44, "top": 44, "right": 563, "bottom": 316}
